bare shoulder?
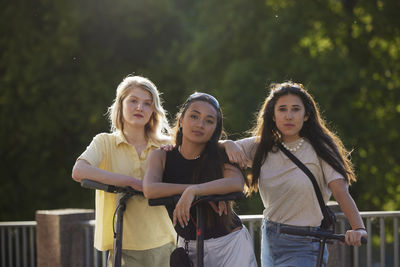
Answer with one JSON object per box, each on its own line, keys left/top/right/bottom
{"left": 148, "top": 148, "right": 167, "bottom": 167}
{"left": 149, "top": 148, "right": 166, "bottom": 158}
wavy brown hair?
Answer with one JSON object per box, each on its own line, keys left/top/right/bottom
{"left": 250, "top": 82, "right": 356, "bottom": 191}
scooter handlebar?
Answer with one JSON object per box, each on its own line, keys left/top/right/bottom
{"left": 280, "top": 227, "right": 367, "bottom": 244}
{"left": 80, "top": 179, "right": 142, "bottom": 195}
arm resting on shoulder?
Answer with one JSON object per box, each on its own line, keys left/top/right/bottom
{"left": 219, "top": 139, "right": 250, "bottom": 169}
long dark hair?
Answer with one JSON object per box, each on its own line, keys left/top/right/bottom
{"left": 250, "top": 82, "right": 356, "bottom": 191}
{"left": 172, "top": 92, "right": 234, "bottom": 231}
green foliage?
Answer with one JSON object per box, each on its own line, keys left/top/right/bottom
{"left": 0, "top": 0, "right": 182, "bottom": 220}
{"left": 1, "top": 0, "right": 399, "bottom": 220}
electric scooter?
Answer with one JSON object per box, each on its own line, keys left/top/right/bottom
{"left": 80, "top": 179, "right": 142, "bottom": 267}
{"left": 149, "top": 192, "right": 244, "bottom": 267}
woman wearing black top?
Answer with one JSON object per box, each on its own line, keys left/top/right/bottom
{"left": 143, "top": 92, "right": 257, "bottom": 267}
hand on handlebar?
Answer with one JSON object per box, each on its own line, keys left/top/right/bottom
{"left": 345, "top": 228, "right": 367, "bottom": 246}
{"left": 173, "top": 185, "right": 196, "bottom": 228}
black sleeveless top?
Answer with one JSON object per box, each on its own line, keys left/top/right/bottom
{"left": 162, "top": 148, "right": 242, "bottom": 240}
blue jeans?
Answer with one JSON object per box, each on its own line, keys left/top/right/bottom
{"left": 261, "top": 220, "right": 328, "bottom": 267}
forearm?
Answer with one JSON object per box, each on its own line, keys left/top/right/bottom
{"left": 72, "top": 160, "right": 141, "bottom": 189}
{"left": 218, "top": 139, "right": 233, "bottom": 147}
{"left": 335, "top": 191, "right": 365, "bottom": 229}
{"left": 330, "top": 179, "right": 365, "bottom": 229}
{"left": 144, "top": 176, "right": 243, "bottom": 199}
{"left": 192, "top": 176, "right": 244, "bottom": 196}
{"left": 329, "top": 179, "right": 366, "bottom": 246}
{"left": 143, "top": 182, "right": 191, "bottom": 199}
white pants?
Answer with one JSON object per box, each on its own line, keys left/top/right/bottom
{"left": 178, "top": 226, "right": 258, "bottom": 267}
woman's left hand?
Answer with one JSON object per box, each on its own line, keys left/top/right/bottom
{"left": 209, "top": 201, "right": 227, "bottom": 216}
{"left": 173, "top": 186, "right": 196, "bottom": 228}
{"left": 223, "top": 140, "right": 250, "bottom": 169}
{"left": 160, "top": 144, "right": 175, "bottom": 152}
{"left": 345, "top": 228, "right": 367, "bottom": 246}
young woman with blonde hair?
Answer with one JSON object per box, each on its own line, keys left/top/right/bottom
{"left": 72, "top": 75, "right": 175, "bottom": 267}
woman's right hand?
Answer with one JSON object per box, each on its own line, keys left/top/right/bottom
{"left": 209, "top": 201, "right": 227, "bottom": 216}
{"left": 128, "top": 177, "right": 143, "bottom": 191}
{"left": 345, "top": 228, "right": 367, "bottom": 246}
{"left": 173, "top": 185, "right": 196, "bottom": 228}
{"left": 223, "top": 140, "right": 250, "bottom": 169}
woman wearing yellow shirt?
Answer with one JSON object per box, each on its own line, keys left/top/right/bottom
{"left": 72, "top": 75, "right": 175, "bottom": 267}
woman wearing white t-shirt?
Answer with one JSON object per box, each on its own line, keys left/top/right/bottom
{"left": 221, "top": 82, "right": 367, "bottom": 266}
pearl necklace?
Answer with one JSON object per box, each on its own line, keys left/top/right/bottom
{"left": 281, "top": 138, "right": 304, "bottom": 152}
{"left": 178, "top": 146, "right": 201, "bottom": 160}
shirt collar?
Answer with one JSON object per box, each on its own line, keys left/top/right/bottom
{"left": 115, "top": 131, "right": 127, "bottom": 146}
{"left": 115, "top": 131, "right": 159, "bottom": 150}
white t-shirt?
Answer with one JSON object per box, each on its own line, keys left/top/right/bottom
{"left": 236, "top": 137, "right": 344, "bottom": 226}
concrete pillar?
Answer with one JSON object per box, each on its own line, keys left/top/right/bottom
{"left": 36, "top": 209, "right": 94, "bottom": 267}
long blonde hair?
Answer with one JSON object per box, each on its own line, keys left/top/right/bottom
{"left": 107, "top": 75, "right": 171, "bottom": 144}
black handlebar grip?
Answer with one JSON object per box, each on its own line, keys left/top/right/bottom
{"left": 81, "top": 179, "right": 117, "bottom": 193}
{"left": 280, "top": 227, "right": 368, "bottom": 245}
{"left": 336, "top": 235, "right": 345, "bottom": 242}
{"left": 331, "top": 235, "right": 367, "bottom": 244}
{"left": 329, "top": 234, "right": 367, "bottom": 245}
{"left": 199, "top": 192, "right": 244, "bottom": 202}
{"left": 148, "top": 195, "right": 181, "bottom": 206}
{"left": 326, "top": 233, "right": 367, "bottom": 244}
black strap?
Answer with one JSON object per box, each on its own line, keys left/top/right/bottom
{"left": 182, "top": 221, "right": 189, "bottom": 254}
{"left": 175, "top": 233, "right": 179, "bottom": 248}
{"left": 278, "top": 143, "right": 331, "bottom": 223}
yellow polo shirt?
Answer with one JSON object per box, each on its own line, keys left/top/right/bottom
{"left": 78, "top": 131, "right": 176, "bottom": 251}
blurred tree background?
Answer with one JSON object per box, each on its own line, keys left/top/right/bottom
{"left": 1, "top": 0, "right": 399, "bottom": 220}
